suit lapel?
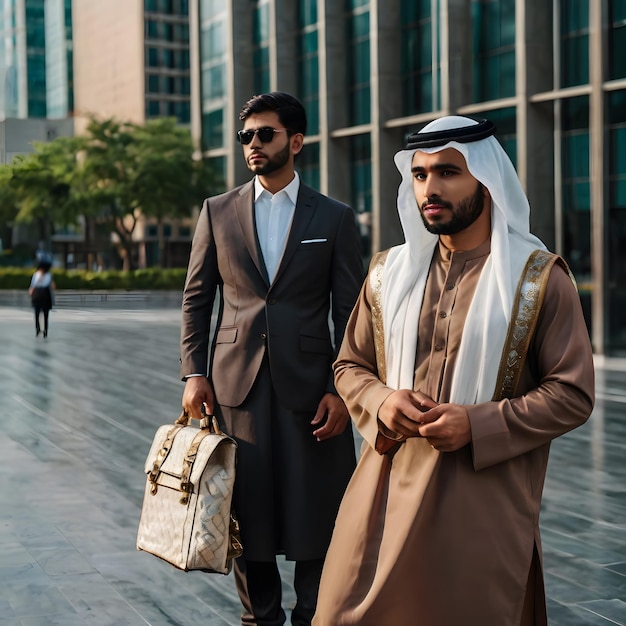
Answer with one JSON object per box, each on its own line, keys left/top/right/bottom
{"left": 272, "top": 185, "right": 317, "bottom": 285}
{"left": 234, "top": 181, "right": 270, "bottom": 285}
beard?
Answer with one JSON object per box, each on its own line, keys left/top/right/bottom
{"left": 420, "top": 182, "right": 485, "bottom": 235}
{"left": 247, "top": 141, "right": 291, "bottom": 176}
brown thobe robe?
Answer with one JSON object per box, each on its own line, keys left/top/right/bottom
{"left": 313, "top": 241, "right": 594, "bottom": 626}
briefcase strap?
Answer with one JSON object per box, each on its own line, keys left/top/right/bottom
{"left": 147, "top": 423, "right": 184, "bottom": 494}
{"left": 179, "top": 428, "right": 213, "bottom": 505}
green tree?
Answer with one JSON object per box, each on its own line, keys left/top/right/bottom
{"left": 6, "top": 116, "right": 218, "bottom": 270}
{"left": 7, "top": 136, "right": 79, "bottom": 240}
{"left": 76, "top": 117, "right": 217, "bottom": 269}
{"left": 0, "top": 165, "right": 19, "bottom": 228}
{"left": 122, "top": 118, "right": 216, "bottom": 268}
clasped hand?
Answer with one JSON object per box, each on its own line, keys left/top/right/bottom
{"left": 378, "top": 389, "right": 471, "bottom": 452}
{"left": 183, "top": 379, "right": 349, "bottom": 443}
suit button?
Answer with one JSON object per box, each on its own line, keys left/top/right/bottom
{"left": 260, "top": 332, "right": 267, "bottom": 340}
{"left": 268, "top": 299, "right": 276, "bottom": 305}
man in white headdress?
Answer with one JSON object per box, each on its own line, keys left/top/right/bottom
{"left": 312, "top": 116, "right": 595, "bottom": 626}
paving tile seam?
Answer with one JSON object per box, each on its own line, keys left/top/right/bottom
{"left": 576, "top": 606, "right": 625, "bottom": 626}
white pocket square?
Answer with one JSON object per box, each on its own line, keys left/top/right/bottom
{"left": 301, "top": 238, "right": 327, "bottom": 244}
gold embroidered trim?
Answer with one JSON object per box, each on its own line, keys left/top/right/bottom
{"left": 369, "top": 249, "right": 390, "bottom": 385}
{"left": 493, "top": 250, "right": 560, "bottom": 400}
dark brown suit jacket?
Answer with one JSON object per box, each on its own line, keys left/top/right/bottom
{"left": 180, "top": 180, "right": 363, "bottom": 411}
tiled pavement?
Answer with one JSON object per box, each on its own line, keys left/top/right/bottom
{"left": 0, "top": 295, "right": 625, "bottom": 625}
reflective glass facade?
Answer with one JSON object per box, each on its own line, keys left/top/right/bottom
{"left": 561, "top": 97, "right": 591, "bottom": 282}
{"left": 608, "top": 90, "right": 626, "bottom": 350}
{"left": 401, "top": 0, "right": 440, "bottom": 115}
{"left": 609, "top": 2, "right": 626, "bottom": 80}
{"left": 297, "top": 142, "right": 320, "bottom": 191}
{"left": 345, "top": 1, "right": 370, "bottom": 125}
{"left": 297, "top": 0, "right": 319, "bottom": 135}
{"left": 253, "top": 1, "right": 270, "bottom": 95}
{"left": 471, "top": 0, "right": 516, "bottom": 102}
{"left": 199, "top": 0, "right": 226, "bottom": 148}
{"left": 144, "top": 0, "right": 191, "bottom": 124}
{"left": 26, "top": 0, "right": 46, "bottom": 117}
{"left": 560, "top": 0, "right": 589, "bottom": 87}
{"left": 350, "top": 134, "right": 372, "bottom": 255}
{"left": 191, "top": 0, "right": 626, "bottom": 353}
{"left": 0, "top": 0, "right": 73, "bottom": 119}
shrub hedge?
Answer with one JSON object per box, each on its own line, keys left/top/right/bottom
{"left": 0, "top": 267, "right": 188, "bottom": 290}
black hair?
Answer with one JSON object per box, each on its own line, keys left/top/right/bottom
{"left": 239, "top": 92, "right": 307, "bottom": 136}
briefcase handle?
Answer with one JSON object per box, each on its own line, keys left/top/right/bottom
{"left": 175, "top": 402, "right": 223, "bottom": 435}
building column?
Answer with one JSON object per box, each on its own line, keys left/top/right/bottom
{"left": 589, "top": 0, "right": 606, "bottom": 354}
{"left": 321, "top": 0, "right": 350, "bottom": 204}
{"left": 520, "top": 0, "right": 556, "bottom": 248}
{"left": 372, "top": 0, "right": 402, "bottom": 252}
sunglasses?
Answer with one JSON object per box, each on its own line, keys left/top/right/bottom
{"left": 237, "top": 127, "right": 289, "bottom": 145}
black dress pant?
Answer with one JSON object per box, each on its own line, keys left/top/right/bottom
{"left": 34, "top": 306, "right": 49, "bottom": 334}
{"left": 234, "top": 556, "right": 324, "bottom": 626}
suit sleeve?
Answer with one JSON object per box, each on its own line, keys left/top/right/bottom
{"left": 468, "top": 265, "right": 595, "bottom": 470}
{"left": 328, "top": 204, "right": 365, "bottom": 394}
{"left": 180, "top": 198, "right": 220, "bottom": 379}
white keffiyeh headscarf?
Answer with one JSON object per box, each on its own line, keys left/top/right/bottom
{"left": 383, "top": 116, "right": 546, "bottom": 403}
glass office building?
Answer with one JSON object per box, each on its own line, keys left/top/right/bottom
{"left": 144, "top": 0, "right": 191, "bottom": 124}
{"left": 189, "top": 0, "right": 626, "bottom": 355}
{"left": 0, "top": 0, "right": 73, "bottom": 119}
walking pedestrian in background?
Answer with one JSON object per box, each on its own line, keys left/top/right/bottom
{"left": 29, "top": 261, "right": 55, "bottom": 338}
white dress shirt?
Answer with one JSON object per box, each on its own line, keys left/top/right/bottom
{"left": 186, "top": 174, "right": 302, "bottom": 379}
{"left": 254, "top": 173, "right": 300, "bottom": 283}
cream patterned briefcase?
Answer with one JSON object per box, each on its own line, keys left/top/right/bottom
{"left": 137, "top": 412, "right": 242, "bottom": 574}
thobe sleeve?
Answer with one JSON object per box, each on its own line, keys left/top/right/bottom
{"left": 333, "top": 273, "right": 396, "bottom": 451}
{"left": 467, "top": 264, "right": 595, "bottom": 471}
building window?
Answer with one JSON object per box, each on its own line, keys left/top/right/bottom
{"left": 209, "top": 156, "right": 227, "bottom": 193}
{"left": 471, "top": 0, "right": 516, "bottom": 102}
{"left": 346, "top": 2, "right": 371, "bottom": 125}
{"left": 168, "top": 99, "right": 190, "bottom": 123}
{"left": 200, "top": 0, "right": 225, "bottom": 19}
{"left": 146, "top": 19, "right": 160, "bottom": 39}
{"left": 469, "top": 107, "right": 517, "bottom": 167}
{"left": 350, "top": 134, "right": 372, "bottom": 256}
{"left": 401, "top": 0, "right": 440, "bottom": 115}
{"left": 203, "top": 65, "right": 225, "bottom": 100}
{"left": 608, "top": 90, "right": 626, "bottom": 351}
{"left": 147, "top": 47, "right": 160, "bottom": 66}
{"left": 561, "top": 96, "right": 591, "bottom": 282}
{"left": 297, "top": 141, "right": 320, "bottom": 190}
{"left": 297, "top": 1, "right": 319, "bottom": 135}
{"left": 26, "top": 0, "right": 47, "bottom": 117}
{"left": 560, "top": 0, "right": 589, "bottom": 87}
{"left": 200, "top": 1, "right": 227, "bottom": 148}
{"left": 202, "top": 109, "right": 224, "bottom": 150}
{"left": 202, "top": 20, "right": 225, "bottom": 59}
{"left": 146, "top": 99, "right": 161, "bottom": 117}
{"left": 147, "top": 74, "right": 160, "bottom": 93}
{"left": 253, "top": 1, "right": 271, "bottom": 94}
{"left": 609, "top": 1, "right": 626, "bottom": 80}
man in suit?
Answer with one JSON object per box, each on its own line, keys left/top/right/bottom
{"left": 180, "top": 92, "right": 363, "bottom": 626}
